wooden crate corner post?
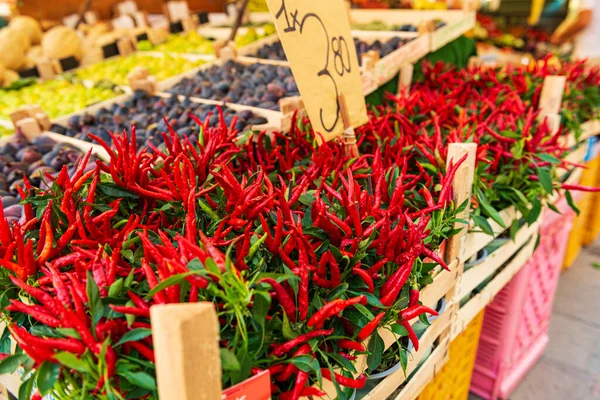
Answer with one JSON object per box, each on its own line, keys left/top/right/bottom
{"left": 538, "top": 75, "right": 566, "bottom": 116}
{"left": 397, "top": 63, "right": 414, "bottom": 97}
{"left": 151, "top": 302, "right": 222, "bottom": 400}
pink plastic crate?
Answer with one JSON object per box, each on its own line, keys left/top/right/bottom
{"left": 470, "top": 196, "right": 576, "bottom": 400}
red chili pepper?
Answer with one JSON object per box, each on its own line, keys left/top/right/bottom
{"left": 399, "top": 304, "right": 438, "bottom": 321}
{"left": 109, "top": 305, "right": 150, "bottom": 318}
{"left": 380, "top": 261, "right": 413, "bottom": 307}
{"left": 271, "top": 329, "right": 334, "bottom": 357}
{"left": 409, "top": 288, "right": 420, "bottom": 308}
{"left": 307, "top": 296, "right": 365, "bottom": 329}
{"left": 338, "top": 339, "right": 365, "bottom": 352}
{"left": 399, "top": 319, "right": 420, "bottom": 351}
{"left": 130, "top": 341, "right": 155, "bottom": 362}
{"left": 321, "top": 369, "right": 366, "bottom": 389}
{"left": 352, "top": 266, "right": 374, "bottom": 293}
{"left": 289, "top": 370, "right": 309, "bottom": 400}
{"left": 260, "top": 278, "right": 296, "bottom": 323}
{"left": 367, "top": 258, "right": 388, "bottom": 277}
{"left": 357, "top": 312, "right": 385, "bottom": 342}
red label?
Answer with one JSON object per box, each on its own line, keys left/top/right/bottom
{"left": 222, "top": 370, "right": 271, "bottom": 400}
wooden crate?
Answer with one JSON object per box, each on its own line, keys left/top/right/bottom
{"left": 344, "top": 143, "right": 477, "bottom": 400}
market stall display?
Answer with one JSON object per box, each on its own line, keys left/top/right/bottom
{"left": 49, "top": 91, "right": 272, "bottom": 147}
{"left": 0, "top": 5, "right": 598, "bottom": 400}
{"left": 75, "top": 53, "right": 205, "bottom": 86}
{"left": 166, "top": 60, "right": 299, "bottom": 111}
{"left": 0, "top": 78, "right": 123, "bottom": 121}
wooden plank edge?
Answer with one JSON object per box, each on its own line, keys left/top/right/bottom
{"left": 360, "top": 310, "right": 453, "bottom": 400}
{"left": 457, "top": 221, "right": 539, "bottom": 300}
{"left": 461, "top": 206, "right": 520, "bottom": 263}
{"left": 391, "top": 338, "right": 450, "bottom": 400}
{"left": 451, "top": 232, "right": 538, "bottom": 340}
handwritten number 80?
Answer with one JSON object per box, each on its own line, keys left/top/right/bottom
{"left": 331, "top": 36, "right": 351, "bottom": 76}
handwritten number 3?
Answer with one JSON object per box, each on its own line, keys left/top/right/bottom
{"left": 275, "top": 1, "right": 352, "bottom": 133}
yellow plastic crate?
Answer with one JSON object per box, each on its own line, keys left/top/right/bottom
{"left": 583, "top": 155, "right": 600, "bottom": 245}
{"left": 417, "top": 311, "right": 485, "bottom": 400}
{"left": 565, "top": 155, "right": 600, "bottom": 268}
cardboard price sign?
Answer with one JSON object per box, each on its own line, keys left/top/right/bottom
{"left": 265, "top": 0, "right": 368, "bottom": 143}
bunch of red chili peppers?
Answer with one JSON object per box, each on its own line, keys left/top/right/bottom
{"left": 0, "top": 108, "right": 462, "bottom": 400}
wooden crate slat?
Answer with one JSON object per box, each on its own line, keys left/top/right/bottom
{"left": 452, "top": 231, "right": 538, "bottom": 340}
{"left": 361, "top": 310, "right": 453, "bottom": 400}
{"left": 462, "top": 206, "right": 520, "bottom": 263}
{"left": 391, "top": 338, "right": 450, "bottom": 400}
{"left": 456, "top": 221, "right": 540, "bottom": 300}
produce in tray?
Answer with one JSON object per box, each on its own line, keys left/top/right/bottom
{"left": 139, "top": 31, "right": 214, "bottom": 55}
{"left": 351, "top": 19, "right": 446, "bottom": 32}
{"left": 234, "top": 25, "right": 276, "bottom": 47}
{"left": 0, "top": 79, "right": 122, "bottom": 120}
{"left": 0, "top": 133, "right": 96, "bottom": 221}
{"left": 167, "top": 60, "right": 299, "bottom": 110}
{"left": 49, "top": 92, "right": 270, "bottom": 147}
{"left": 75, "top": 53, "right": 204, "bottom": 86}
{"left": 250, "top": 37, "right": 413, "bottom": 64}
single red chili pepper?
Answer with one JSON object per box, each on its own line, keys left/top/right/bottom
{"left": 130, "top": 341, "right": 155, "bottom": 362}
{"left": 352, "top": 266, "right": 374, "bottom": 293}
{"left": 357, "top": 312, "right": 385, "bottom": 342}
{"left": 399, "top": 319, "right": 420, "bottom": 351}
{"left": 409, "top": 287, "right": 420, "bottom": 308}
{"left": 328, "top": 253, "right": 341, "bottom": 288}
{"left": 321, "top": 369, "right": 366, "bottom": 389}
{"left": 271, "top": 329, "right": 334, "bottom": 357}
{"left": 367, "top": 258, "right": 388, "bottom": 277}
{"left": 307, "top": 296, "right": 366, "bottom": 329}
{"left": 399, "top": 304, "right": 438, "bottom": 321}
{"left": 380, "top": 262, "right": 413, "bottom": 307}
{"left": 338, "top": 339, "right": 365, "bottom": 352}
{"left": 276, "top": 344, "right": 311, "bottom": 382}
{"left": 290, "top": 370, "right": 309, "bottom": 400}
{"left": 301, "top": 387, "right": 326, "bottom": 397}
{"left": 260, "top": 278, "right": 296, "bottom": 323}
{"left": 109, "top": 305, "right": 150, "bottom": 318}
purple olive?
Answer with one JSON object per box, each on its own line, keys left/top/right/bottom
{"left": 16, "top": 147, "right": 42, "bottom": 163}
{"left": 32, "top": 136, "right": 57, "bottom": 153}
{"left": 4, "top": 204, "right": 23, "bottom": 218}
{"left": 1, "top": 196, "right": 19, "bottom": 208}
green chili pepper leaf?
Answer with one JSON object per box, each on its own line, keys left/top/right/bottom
{"left": 119, "top": 370, "right": 157, "bottom": 390}
{"left": 538, "top": 154, "right": 560, "bottom": 163}
{"left": 565, "top": 190, "right": 580, "bottom": 215}
{"left": 36, "top": 361, "right": 60, "bottom": 395}
{"left": 18, "top": 375, "right": 35, "bottom": 400}
{"left": 108, "top": 278, "right": 124, "bottom": 298}
{"left": 54, "top": 352, "right": 90, "bottom": 373}
{"left": 98, "top": 183, "right": 139, "bottom": 199}
{"left": 252, "top": 290, "right": 271, "bottom": 330}
{"left": 220, "top": 348, "right": 241, "bottom": 372}
{"left": 509, "top": 219, "right": 519, "bottom": 241}
{"left": 282, "top": 312, "right": 298, "bottom": 340}
{"left": 186, "top": 258, "right": 203, "bottom": 271}
{"left": 525, "top": 197, "right": 542, "bottom": 225}
{"left": 86, "top": 271, "right": 104, "bottom": 327}
{"left": 144, "top": 271, "right": 204, "bottom": 300}
{"left": 366, "top": 332, "right": 384, "bottom": 372}
{"left": 476, "top": 189, "right": 505, "bottom": 228}
{"left": 536, "top": 167, "right": 554, "bottom": 194}
{"left": 115, "top": 328, "right": 152, "bottom": 347}
{"left": 390, "top": 323, "right": 409, "bottom": 337}
{"left": 0, "top": 354, "right": 28, "bottom": 374}
{"left": 472, "top": 215, "right": 494, "bottom": 236}
{"left": 290, "top": 354, "right": 320, "bottom": 373}
{"left": 329, "top": 353, "right": 357, "bottom": 374}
